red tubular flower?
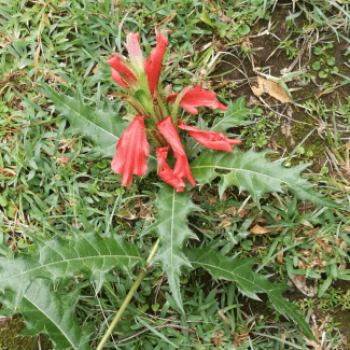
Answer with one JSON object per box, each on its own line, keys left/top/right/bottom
{"left": 156, "top": 117, "right": 185, "bottom": 157}
{"left": 127, "top": 32, "right": 144, "bottom": 72}
{"left": 156, "top": 117, "right": 196, "bottom": 187}
{"left": 165, "top": 85, "right": 228, "bottom": 115}
{"left": 60, "top": 156, "right": 69, "bottom": 163}
{"left": 156, "top": 146, "right": 185, "bottom": 192}
{"left": 178, "top": 120, "right": 241, "bottom": 152}
{"left": 106, "top": 55, "right": 137, "bottom": 88}
{"left": 145, "top": 33, "right": 168, "bottom": 95}
{"left": 173, "top": 154, "right": 196, "bottom": 187}
{"left": 111, "top": 116, "right": 150, "bottom": 185}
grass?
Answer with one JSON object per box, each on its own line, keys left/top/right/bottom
{"left": 1, "top": 0, "right": 350, "bottom": 349}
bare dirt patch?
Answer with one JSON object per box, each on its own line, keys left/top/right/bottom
{"left": 216, "top": 6, "right": 350, "bottom": 172}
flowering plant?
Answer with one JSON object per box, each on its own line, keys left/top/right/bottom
{"left": 91, "top": 31, "right": 328, "bottom": 348}
{"left": 9, "top": 28, "right": 337, "bottom": 349}
{"left": 107, "top": 32, "right": 240, "bottom": 191}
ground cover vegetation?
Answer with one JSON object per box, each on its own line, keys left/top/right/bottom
{"left": 1, "top": 0, "right": 350, "bottom": 349}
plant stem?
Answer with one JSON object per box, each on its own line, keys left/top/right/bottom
{"left": 170, "top": 86, "right": 192, "bottom": 124}
{"left": 96, "top": 239, "right": 160, "bottom": 350}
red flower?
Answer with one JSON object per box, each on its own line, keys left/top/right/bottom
{"left": 106, "top": 55, "right": 137, "bottom": 88}
{"left": 156, "top": 117, "right": 196, "bottom": 187}
{"left": 156, "top": 146, "right": 185, "bottom": 192}
{"left": 173, "top": 154, "right": 196, "bottom": 187}
{"left": 111, "top": 116, "right": 150, "bottom": 185}
{"left": 60, "top": 156, "right": 69, "bottom": 163}
{"left": 127, "top": 32, "right": 144, "bottom": 72}
{"left": 165, "top": 85, "right": 228, "bottom": 115}
{"left": 145, "top": 33, "right": 168, "bottom": 95}
{"left": 178, "top": 120, "right": 241, "bottom": 152}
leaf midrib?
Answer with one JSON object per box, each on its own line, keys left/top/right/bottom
{"left": 170, "top": 188, "right": 175, "bottom": 273}
{"left": 210, "top": 105, "right": 245, "bottom": 132}
{"left": 52, "top": 91, "right": 119, "bottom": 142}
{"left": 23, "top": 295, "right": 77, "bottom": 350}
{"left": 191, "top": 260, "right": 275, "bottom": 293}
{"left": 0, "top": 254, "right": 143, "bottom": 284}
{"left": 191, "top": 164, "right": 301, "bottom": 187}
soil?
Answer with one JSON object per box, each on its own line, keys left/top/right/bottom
{"left": 216, "top": 6, "right": 350, "bottom": 172}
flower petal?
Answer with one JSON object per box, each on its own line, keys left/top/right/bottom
{"left": 156, "top": 117, "right": 196, "bottom": 187}
{"left": 173, "top": 154, "right": 196, "bottom": 187}
{"left": 178, "top": 120, "right": 241, "bottom": 152}
{"left": 156, "top": 146, "right": 185, "bottom": 192}
{"left": 111, "top": 116, "right": 150, "bottom": 185}
{"left": 127, "top": 32, "right": 144, "bottom": 71}
{"left": 165, "top": 85, "right": 228, "bottom": 114}
{"left": 145, "top": 33, "right": 168, "bottom": 95}
{"left": 110, "top": 69, "right": 129, "bottom": 87}
{"left": 156, "top": 116, "right": 185, "bottom": 157}
{"left": 106, "top": 55, "right": 137, "bottom": 88}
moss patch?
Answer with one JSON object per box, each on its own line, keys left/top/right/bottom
{"left": 334, "top": 310, "right": 350, "bottom": 347}
{"left": 273, "top": 111, "right": 325, "bottom": 169}
{"left": 0, "top": 315, "right": 53, "bottom": 350}
{"left": 291, "top": 120, "right": 324, "bottom": 157}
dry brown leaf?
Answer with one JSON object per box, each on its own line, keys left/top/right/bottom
{"left": 238, "top": 209, "right": 249, "bottom": 218}
{"left": 205, "top": 194, "right": 217, "bottom": 205}
{"left": 220, "top": 220, "right": 233, "bottom": 229}
{"left": 219, "top": 310, "right": 231, "bottom": 328}
{"left": 297, "top": 260, "right": 306, "bottom": 269}
{"left": 212, "top": 330, "right": 224, "bottom": 346}
{"left": 0, "top": 167, "right": 16, "bottom": 177}
{"left": 292, "top": 274, "right": 315, "bottom": 297}
{"left": 280, "top": 109, "right": 296, "bottom": 148}
{"left": 220, "top": 14, "right": 232, "bottom": 23}
{"left": 251, "top": 76, "right": 290, "bottom": 103}
{"left": 34, "top": 23, "right": 42, "bottom": 80}
{"left": 92, "top": 65, "right": 100, "bottom": 74}
{"left": 305, "top": 228, "right": 320, "bottom": 236}
{"left": 159, "top": 10, "right": 177, "bottom": 25}
{"left": 225, "top": 207, "right": 237, "bottom": 216}
{"left": 277, "top": 252, "right": 284, "bottom": 264}
{"left": 44, "top": 70, "right": 68, "bottom": 86}
{"left": 250, "top": 224, "right": 270, "bottom": 235}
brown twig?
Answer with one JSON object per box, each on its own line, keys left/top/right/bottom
{"left": 34, "top": 21, "right": 42, "bottom": 80}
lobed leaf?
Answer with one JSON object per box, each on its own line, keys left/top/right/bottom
{"left": 19, "top": 279, "right": 93, "bottom": 350}
{"left": 41, "top": 84, "right": 129, "bottom": 157}
{"left": 145, "top": 185, "right": 199, "bottom": 311}
{"left": 0, "top": 232, "right": 143, "bottom": 312}
{"left": 211, "top": 97, "right": 254, "bottom": 132}
{"left": 191, "top": 149, "right": 338, "bottom": 207}
{"left": 186, "top": 246, "right": 315, "bottom": 339}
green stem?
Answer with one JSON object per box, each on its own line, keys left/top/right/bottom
{"left": 96, "top": 239, "right": 160, "bottom": 350}
{"left": 155, "top": 86, "right": 170, "bottom": 119}
{"left": 170, "top": 86, "right": 192, "bottom": 124}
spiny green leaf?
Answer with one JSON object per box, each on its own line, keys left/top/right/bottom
{"left": 211, "top": 97, "right": 253, "bottom": 132}
{"left": 191, "top": 149, "right": 338, "bottom": 208}
{"left": 268, "top": 290, "right": 315, "bottom": 339}
{"left": 186, "top": 246, "right": 315, "bottom": 339}
{"left": 145, "top": 185, "right": 199, "bottom": 311}
{"left": 41, "top": 84, "right": 129, "bottom": 157}
{"left": 0, "top": 233, "right": 143, "bottom": 312}
{"left": 19, "top": 279, "right": 93, "bottom": 350}
{"left": 186, "top": 246, "right": 279, "bottom": 300}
